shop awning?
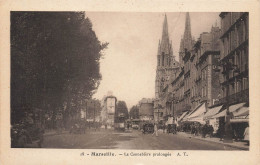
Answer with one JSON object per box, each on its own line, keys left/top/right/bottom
{"left": 233, "top": 106, "right": 249, "bottom": 117}
{"left": 187, "top": 114, "right": 206, "bottom": 124}
{"left": 177, "top": 111, "right": 189, "bottom": 122}
{"left": 182, "top": 103, "right": 204, "bottom": 122}
{"left": 204, "top": 105, "right": 223, "bottom": 119}
{"left": 187, "top": 103, "right": 206, "bottom": 120}
{"left": 211, "top": 102, "right": 246, "bottom": 118}
{"left": 230, "top": 115, "right": 249, "bottom": 123}
{"left": 182, "top": 112, "right": 190, "bottom": 122}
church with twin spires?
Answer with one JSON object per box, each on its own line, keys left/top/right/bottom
{"left": 154, "top": 13, "right": 195, "bottom": 122}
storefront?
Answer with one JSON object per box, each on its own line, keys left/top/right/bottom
{"left": 204, "top": 105, "right": 223, "bottom": 133}
{"left": 186, "top": 103, "right": 206, "bottom": 124}
{"left": 211, "top": 102, "right": 248, "bottom": 139}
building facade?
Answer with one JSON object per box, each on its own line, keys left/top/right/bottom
{"left": 172, "top": 13, "right": 223, "bottom": 119}
{"left": 100, "top": 93, "right": 117, "bottom": 125}
{"left": 190, "top": 26, "right": 222, "bottom": 110}
{"left": 218, "top": 12, "right": 249, "bottom": 105}
{"left": 138, "top": 98, "right": 154, "bottom": 121}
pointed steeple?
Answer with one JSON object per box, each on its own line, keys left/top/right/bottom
{"left": 157, "top": 40, "right": 161, "bottom": 55}
{"left": 183, "top": 12, "right": 193, "bottom": 51}
{"left": 160, "top": 14, "right": 170, "bottom": 55}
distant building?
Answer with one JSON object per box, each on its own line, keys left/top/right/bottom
{"left": 138, "top": 98, "right": 154, "bottom": 121}
{"left": 100, "top": 93, "right": 117, "bottom": 126}
{"left": 154, "top": 14, "right": 180, "bottom": 122}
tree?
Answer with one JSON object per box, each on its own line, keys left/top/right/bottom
{"left": 116, "top": 101, "right": 129, "bottom": 119}
{"left": 129, "top": 105, "right": 139, "bottom": 119}
{"left": 11, "top": 12, "right": 108, "bottom": 126}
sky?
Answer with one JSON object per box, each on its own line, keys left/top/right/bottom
{"left": 86, "top": 12, "right": 220, "bottom": 109}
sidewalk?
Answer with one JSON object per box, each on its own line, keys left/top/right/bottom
{"left": 177, "top": 132, "right": 249, "bottom": 150}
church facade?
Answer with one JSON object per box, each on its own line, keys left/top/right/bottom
{"left": 154, "top": 15, "right": 180, "bottom": 122}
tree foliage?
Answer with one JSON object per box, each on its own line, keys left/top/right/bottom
{"left": 116, "top": 101, "right": 129, "bottom": 119}
{"left": 129, "top": 105, "right": 139, "bottom": 119}
{"left": 11, "top": 12, "right": 108, "bottom": 124}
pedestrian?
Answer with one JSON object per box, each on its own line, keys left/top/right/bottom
{"left": 201, "top": 124, "right": 207, "bottom": 138}
{"left": 208, "top": 125, "right": 214, "bottom": 138}
{"left": 191, "top": 124, "right": 195, "bottom": 136}
{"left": 127, "top": 123, "right": 130, "bottom": 130}
{"left": 152, "top": 123, "right": 158, "bottom": 137}
{"left": 162, "top": 123, "right": 166, "bottom": 133}
{"left": 243, "top": 124, "right": 249, "bottom": 145}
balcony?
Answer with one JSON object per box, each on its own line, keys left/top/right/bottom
{"left": 219, "top": 89, "right": 249, "bottom": 104}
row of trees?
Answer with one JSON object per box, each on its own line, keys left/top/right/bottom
{"left": 11, "top": 12, "right": 108, "bottom": 128}
{"left": 129, "top": 105, "right": 139, "bottom": 119}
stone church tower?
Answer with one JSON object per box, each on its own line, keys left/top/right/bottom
{"left": 155, "top": 14, "right": 180, "bottom": 99}
{"left": 179, "top": 12, "right": 195, "bottom": 66}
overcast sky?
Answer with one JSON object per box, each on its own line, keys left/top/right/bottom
{"left": 86, "top": 12, "right": 220, "bottom": 109}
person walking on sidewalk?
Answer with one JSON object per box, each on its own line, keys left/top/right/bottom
{"left": 152, "top": 123, "right": 158, "bottom": 137}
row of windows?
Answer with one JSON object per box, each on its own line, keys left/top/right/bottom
{"left": 221, "top": 48, "right": 248, "bottom": 82}
{"left": 158, "top": 54, "right": 174, "bottom": 67}
{"left": 221, "top": 77, "right": 249, "bottom": 97}
{"left": 222, "top": 17, "right": 248, "bottom": 57}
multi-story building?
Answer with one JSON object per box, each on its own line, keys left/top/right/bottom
{"left": 172, "top": 13, "right": 223, "bottom": 121}
{"left": 218, "top": 12, "right": 249, "bottom": 105}
{"left": 154, "top": 14, "right": 180, "bottom": 122}
{"left": 171, "top": 68, "right": 185, "bottom": 117}
{"left": 100, "top": 93, "right": 117, "bottom": 125}
{"left": 138, "top": 98, "right": 154, "bottom": 121}
{"left": 170, "top": 12, "right": 194, "bottom": 118}
{"left": 190, "top": 26, "right": 222, "bottom": 110}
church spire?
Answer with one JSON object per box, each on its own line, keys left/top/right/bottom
{"left": 183, "top": 12, "right": 193, "bottom": 51}
{"left": 160, "top": 14, "right": 170, "bottom": 55}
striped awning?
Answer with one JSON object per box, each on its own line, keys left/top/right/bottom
{"left": 211, "top": 103, "right": 246, "bottom": 118}
{"left": 204, "top": 105, "right": 223, "bottom": 119}
{"left": 187, "top": 103, "right": 206, "bottom": 120}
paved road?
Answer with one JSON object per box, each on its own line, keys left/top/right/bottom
{"left": 42, "top": 129, "right": 239, "bottom": 150}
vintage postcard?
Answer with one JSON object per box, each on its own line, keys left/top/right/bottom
{"left": 0, "top": 0, "right": 260, "bottom": 165}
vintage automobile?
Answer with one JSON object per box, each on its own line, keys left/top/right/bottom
{"left": 11, "top": 122, "right": 44, "bottom": 148}
{"left": 131, "top": 119, "right": 141, "bottom": 130}
{"left": 142, "top": 123, "right": 154, "bottom": 134}
{"left": 167, "top": 124, "right": 177, "bottom": 134}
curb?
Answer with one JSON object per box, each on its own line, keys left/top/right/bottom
{"left": 181, "top": 134, "right": 249, "bottom": 150}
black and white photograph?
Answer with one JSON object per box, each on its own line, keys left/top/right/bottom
{"left": 10, "top": 11, "right": 250, "bottom": 150}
